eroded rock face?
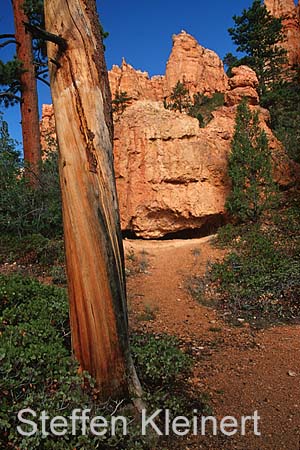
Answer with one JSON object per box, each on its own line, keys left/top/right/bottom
{"left": 109, "top": 60, "right": 164, "bottom": 101}
{"left": 108, "top": 31, "right": 228, "bottom": 102}
{"left": 265, "top": 0, "right": 300, "bottom": 67}
{"left": 40, "top": 32, "right": 297, "bottom": 238}
{"left": 113, "top": 101, "right": 295, "bottom": 238}
{"left": 225, "top": 66, "right": 259, "bottom": 106}
{"left": 40, "top": 104, "right": 57, "bottom": 153}
{"left": 164, "top": 31, "right": 229, "bottom": 96}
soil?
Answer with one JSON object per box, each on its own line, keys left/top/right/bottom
{"left": 2, "top": 235, "right": 299, "bottom": 449}
{"left": 124, "top": 236, "right": 300, "bottom": 450}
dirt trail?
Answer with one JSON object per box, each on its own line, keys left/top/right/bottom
{"left": 124, "top": 237, "right": 300, "bottom": 450}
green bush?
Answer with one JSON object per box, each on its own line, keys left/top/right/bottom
{"left": 0, "top": 275, "right": 136, "bottom": 449}
{"left": 131, "top": 333, "right": 191, "bottom": 387}
{"left": 0, "top": 233, "right": 64, "bottom": 266}
{"left": 226, "top": 98, "right": 278, "bottom": 222}
{"left": 131, "top": 333, "right": 204, "bottom": 428}
{"left": 0, "top": 115, "right": 62, "bottom": 238}
{"left": 164, "top": 80, "right": 191, "bottom": 113}
{"left": 50, "top": 265, "right": 67, "bottom": 285}
{"left": 210, "top": 223, "right": 300, "bottom": 324}
{"left": 163, "top": 82, "right": 224, "bottom": 127}
{"left": 212, "top": 223, "right": 243, "bottom": 248}
{"left": 263, "top": 83, "right": 300, "bottom": 162}
{"left": 188, "top": 92, "right": 224, "bottom": 127}
{"left": 0, "top": 275, "right": 193, "bottom": 449}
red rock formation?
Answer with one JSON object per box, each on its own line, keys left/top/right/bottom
{"left": 40, "top": 32, "right": 297, "bottom": 238}
{"left": 109, "top": 59, "right": 164, "bottom": 101}
{"left": 40, "top": 104, "right": 57, "bottom": 154}
{"left": 265, "top": 0, "right": 300, "bottom": 67}
{"left": 165, "top": 31, "right": 228, "bottom": 96}
{"left": 225, "top": 66, "right": 259, "bottom": 107}
{"left": 113, "top": 101, "right": 294, "bottom": 238}
{"left": 108, "top": 31, "right": 228, "bottom": 102}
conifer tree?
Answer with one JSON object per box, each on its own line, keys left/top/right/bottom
{"left": 112, "top": 90, "right": 132, "bottom": 115}
{"left": 0, "top": 0, "right": 44, "bottom": 182}
{"left": 226, "top": 98, "right": 277, "bottom": 221}
{"left": 225, "top": 0, "right": 287, "bottom": 98}
{"left": 11, "top": 0, "right": 41, "bottom": 182}
{"left": 166, "top": 80, "right": 191, "bottom": 113}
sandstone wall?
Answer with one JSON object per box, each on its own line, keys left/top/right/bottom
{"left": 265, "top": 0, "right": 300, "bottom": 68}
{"left": 113, "top": 100, "right": 294, "bottom": 238}
{"left": 40, "top": 32, "right": 297, "bottom": 238}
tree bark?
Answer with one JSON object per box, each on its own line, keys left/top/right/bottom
{"left": 11, "top": 0, "right": 41, "bottom": 182}
{"left": 44, "top": 0, "right": 141, "bottom": 400}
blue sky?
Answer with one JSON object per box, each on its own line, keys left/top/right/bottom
{"left": 1, "top": 0, "right": 254, "bottom": 146}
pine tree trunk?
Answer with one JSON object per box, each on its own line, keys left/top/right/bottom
{"left": 44, "top": 0, "right": 141, "bottom": 400}
{"left": 11, "top": 0, "right": 41, "bottom": 183}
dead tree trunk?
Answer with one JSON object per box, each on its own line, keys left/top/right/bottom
{"left": 44, "top": 0, "right": 141, "bottom": 400}
{"left": 11, "top": 0, "right": 41, "bottom": 182}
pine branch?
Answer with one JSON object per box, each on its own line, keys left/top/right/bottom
{"left": 36, "top": 68, "right": 49, "bottom": 75}
{"left": 36, "top": 76, "right": 50, "bottom": 87}
{"left": 0, "top": 39, "right": 18, "bottom": 48}
{"left": 0, "top": 92, "right": 22, "bottom": 102}
{"left": 0, "top": 34, "right": 15, "bottom": 39}
{"left": 23, "top": 22, "right": 67, "bottom": 52}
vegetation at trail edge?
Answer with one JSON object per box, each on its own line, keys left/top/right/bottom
{"left": 0, "top": 114, "right": 62, "bottom": 238}
{"left": 226, "top": 98, "right": 277, "bottom": 222}
{"left": 0, "top": 275, "right": 196, "bottom": 449}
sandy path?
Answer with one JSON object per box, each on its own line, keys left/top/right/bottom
{"left": 124, "top": 237, "right": 300, "bottom": 450}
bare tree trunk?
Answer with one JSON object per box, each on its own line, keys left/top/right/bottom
{"left": 44, "top": 0, "right": 142, "bottom": 400}
{"left": 11, "top": 0, "right": 41, "bottom": 183}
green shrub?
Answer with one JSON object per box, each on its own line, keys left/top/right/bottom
{"left": 130, "top": 333, "right": 204, "bottom": 428}
{"left": 210, "top": 224, "right": 300, "bottom": 324}
{"left": 0, "top": 275, "right": 194, "bottom": 449}
{"left": 212, "top": 223, "right": 243, "bottom": 248}
{"left": 164, "top": 80, "right": 191, "bottom": 113}
{"left": 50, "top": 265, "right": 67, "bottom": 285}
{"left": 188, "top": 92, "right": 224, "bottom": 126}
{"left": 0, "top": 116, "right": 62, "bottom": 238}
{"left": 131, "top": 333, "right": 191, "bottom": 387}
{"left": 163, "top": 82, "right": 224, "bottom": 127}
{"left": 0, "top": 275, "right": 140, "bottom": 449}
{"left": 226, "top": 98, "right": 278, "bottom": 221}
{"left": 0, "top": 233, "right": 64, "bottom": 266}
{"left": 262, "top": 75, "right": 300, "bottom": 163}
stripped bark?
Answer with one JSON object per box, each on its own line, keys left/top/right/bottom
{"left": 44, "top": 0, "right": 142, "bottom": 400}
{"left": 11, "top": 0, "right": 41, "bottom": 182}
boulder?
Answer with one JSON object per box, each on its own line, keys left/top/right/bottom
{"left": 225, "top": 66, "right": 259, "bottom": 106}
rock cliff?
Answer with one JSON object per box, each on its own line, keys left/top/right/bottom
{"left": 113, "top": 102, "right": 294, "bottom": 238}
{"left": 265, "top": 0, "right": 300, "bottom": 67}
{"left": 109, "top": 31, "right": 228, "bottom": 102}
{"left": 40, "top": 32, "right": 297, "bottom": 238}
